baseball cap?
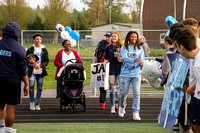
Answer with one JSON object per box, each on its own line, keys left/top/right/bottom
{"left": 104, "top": 31, "right": 112, "bottom": 37}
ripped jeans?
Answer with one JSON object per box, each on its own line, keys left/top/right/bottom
{"left": 119, "top": 76, "right": 141, "bottom": 113}
{"left": 29, "top": 74, "right": 44, "bottom": 106}
{"left": 109, "top": 75, "right": 119, "bottom": 106}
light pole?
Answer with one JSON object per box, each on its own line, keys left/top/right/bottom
{"left": 173, "top": 0, "right": 176, "bottom": 19}
{"left": 109, "top": 0, "right": 111, "bottom": 23}
{"left": 183, "top": 0, "right": 187, "bottom": 20}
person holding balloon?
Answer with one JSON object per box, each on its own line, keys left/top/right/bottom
{"left": 54, "top": 40, "right": 82, "bottom": 109}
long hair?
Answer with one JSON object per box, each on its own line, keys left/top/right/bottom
{"left": 124, "top": 31, "right": 140, "bottom": 50}
{"left": 112, "top": 32, "right": 121, "bottom": 49}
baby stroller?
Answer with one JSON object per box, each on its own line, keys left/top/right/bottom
{"left": 58, "top": 59, "right": 86, "bottom": 114}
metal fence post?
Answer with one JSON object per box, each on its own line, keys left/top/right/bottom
{"left": 92, "top": 52, "right": 97, "bottom": 97}
{"left": 78, "top": 30, "right": 80, "bottom": 55}
{"left": 21, "top": 30, "right": 23, "bottom": 46}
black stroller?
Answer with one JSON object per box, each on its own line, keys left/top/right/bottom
{"left": 59, "top": 59, "right": 86, "bottom": 114}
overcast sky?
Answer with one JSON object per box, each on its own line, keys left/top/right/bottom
{"left": 26, "top": 0, "right": 88, "bottom": 11}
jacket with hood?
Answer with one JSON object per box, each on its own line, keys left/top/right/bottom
{"left": 0, "top": 22, "right": 27, "bottom": 79}
{"left": 94, "top": 40, "right": 109, "bottom": 63}
{"left": 26, "top": 45, "right": 49, "bottom": 77}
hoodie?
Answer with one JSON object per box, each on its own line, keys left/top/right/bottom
{"left": 0, "top": 22, "right": 27, "bottom": 79}
{"left": 120, "top": 45, "right": 145, "bottom": 78}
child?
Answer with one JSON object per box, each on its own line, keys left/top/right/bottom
{"left": 27, "top": 54, "right": 39, "bottom": 66}
{"left": 155, "top": 36, "right": 175, "bottom": 87}
{"left": 174, "top": 27, "right": 200, "bottom": 133}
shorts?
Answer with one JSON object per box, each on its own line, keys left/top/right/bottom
{"left": 0, "top": 78, "right": 21, "bottom": 105}
{"left": 191, "top": 95, "right": 200, "bottom": 124}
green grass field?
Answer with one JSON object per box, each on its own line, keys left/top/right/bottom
{"left": 13, "top": 123, "right": 173, "bottom": 133}
{"left": 23, "top": 44, "right": 166, "bottom": 90}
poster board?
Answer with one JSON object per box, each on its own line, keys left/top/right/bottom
{"left": 90, "top": 62, "right": 110, "bottom": 90}
{"left": 157, "top": 54, "right": 189, "bottom": 131}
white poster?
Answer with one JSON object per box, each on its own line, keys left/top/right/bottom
{"left": 90, "top": 62, "right": 110, "bottom": 90}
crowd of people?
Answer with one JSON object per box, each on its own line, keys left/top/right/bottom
{"left": 1, "top": 17, "right": 200, "bottom": 133}
{"left": 95, "top": 31, "right": 145, "bottom": 120}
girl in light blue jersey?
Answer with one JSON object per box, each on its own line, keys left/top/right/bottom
{"left": 118, "top": 31, "right": 145, "bottom": 120}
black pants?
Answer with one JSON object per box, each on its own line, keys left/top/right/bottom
{"left": 99, "top": 87, "right": 118, "bottom": 104}
{"left": 56, "top": 76, "right": 63, "bottom": 98}
{"left": 99, "top": 87, "right": 106, "bottom": 104}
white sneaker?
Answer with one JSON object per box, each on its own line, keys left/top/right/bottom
{"left": 0, "top": 127, "right": 4, "bottom": 133}
{"left": 133, "top": 113, "right": 141, "bottom": 120}
{"left": 111, "top": 106, "right": 116, "bottom": 114}
{"left": 35, "top": 105, "right": 41, "bottom": 110}
{"left": 4, "top": 128, "right": 17, "bottom": 133}
{"left": 118, "top": 106, "right": 125, "bottom": 118}
{"left": 30, "top": 103, "right": 35, "bottom": 110}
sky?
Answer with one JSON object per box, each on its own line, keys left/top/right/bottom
{"left": 26, "top": 0, "right": 88, "bottom": 11}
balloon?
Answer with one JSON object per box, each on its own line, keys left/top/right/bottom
{"left": 71, "top": 31, "right": 80, "bottom": 41}
{"left": 165, "top": 16, "right": 178, "bottom": 28}
{"left": 68, "top": 38, "right": 76, "bottom": 47}
{"left": 56, "top": 24, "right": 65, "bottom": 32}
{"left": 65, "top": 26, "right": 72, "bottom": 35}
{"left": 121, "top": 40, "right": 125, "bottom": 46}
{"left": 166, "top": 30, "right": 170, "bottom": 36}
{"left": 60, "top": 31, "right": 70, "bottom": 40}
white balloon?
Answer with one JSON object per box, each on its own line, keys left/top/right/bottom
{"left": 56, "top": 24, "right": 65, "bottom": 32}
{"left": 60, "top": 31, "right": 70, "bottom": 40}
{"left": 69, "top": 38, "right": 76, "bottom": 47}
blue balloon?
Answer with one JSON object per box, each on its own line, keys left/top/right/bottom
{"left": 166, "top": 30, "right": 170, "bottom": 36}
{"left": 165, "top": 16, "right": 178, "bottom": 28}
{"left": 71, "top": 31, "right": 80, "bottom": 41}
{"left": 65, "top": 26, "right": 72, "bottom": 35}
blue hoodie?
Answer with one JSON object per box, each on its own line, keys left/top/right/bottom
{"left": 120, "top": 45, "right": 145, "bottom": 77}
{"left": 0, "top": 22, "right": 27, "bottom": 79}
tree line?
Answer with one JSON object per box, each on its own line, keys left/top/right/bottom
{"left": 0, "top": 0, "right": 141, "bottom": 30}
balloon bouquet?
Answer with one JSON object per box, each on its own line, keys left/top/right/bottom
{"left": 56, "top": 24, "right": 80, "bottom": 47}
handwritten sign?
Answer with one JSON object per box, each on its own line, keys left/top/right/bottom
{"left": 90, "top": 62, "right": 110, "bottom": 90}
{"left": 158, "top": 54, "right": 189, "bottom": 131}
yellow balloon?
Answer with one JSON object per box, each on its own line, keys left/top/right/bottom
{"left": 121, "top": 40, "right": 125, "bottom": 46}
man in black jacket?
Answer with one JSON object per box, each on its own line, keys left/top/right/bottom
{"left": 0, "top": 22, "right": 29, "bottom": 133}
{"left": 94, "top": 31, "right": 119, "bottom": 110}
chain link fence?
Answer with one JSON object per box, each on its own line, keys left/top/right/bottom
{"left": 20, "top": 30, "right": 166, "bottom": 96}
{"left": 20, "top": 29, "right": 168, "bottom": 50}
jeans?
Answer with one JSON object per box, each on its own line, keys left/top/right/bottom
{"left": 119, "top": 76, "right": 141, "bottom": 113}
{"left": 109, "top": 75, "right": 119, "bottom": 106}
{"left": 29, "top": 74, "right": 44, "bottom": 106}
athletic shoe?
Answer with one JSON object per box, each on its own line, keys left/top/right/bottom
{"left": 35, "top": 105, "right": 41, "bottom": 110}
{"left": 118, "top": 106, "right": 125, "bottom": 117}
{"left": 99, "top": 104, "right": 105, "bottom": 110}
{"left": 30, "top": 103, "right": 35, "bottom": 110}
{"left": 115, "top": 104, "right": 118, "bottom": 110}
{"left": 0, "top": 127, "right": 4, "bottom": 133}
{"left": 4, "top": 128, "right": 17, "bottom": 133}
{"left": 111, "top": 106, "right": 116, "bottom": 114}
{"left": 133, "top": 113, "right": 141, "bottom": 120}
